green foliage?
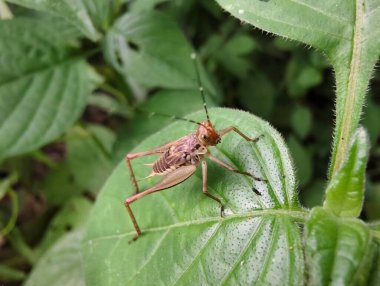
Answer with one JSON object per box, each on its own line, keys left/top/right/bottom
{"left": 324, "top": 127, "right": 369, "bottom": 217}
{"left": 215, "top": 0, "right": 380, "bottom": 177}
{"left": 105, "top": 11, "right": 217, "bottom": 97}
{"left": 25, "top": 229, "right": 86, "bottom": 286}
{"left": 83, "top": 109, "right": 304, "bottom": 285}
{"left": 305, "top": 207, "right": 377, "bottom": 285}
{"left": 0, "top": 18, "right": 96, "bottom": 161}
{"left": 0, "top": 0, "right": 379, "bottom": 285}
{"left": 5, "top": 0, "right": 123, "bottom": 40}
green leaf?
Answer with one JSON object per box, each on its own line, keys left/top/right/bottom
{"left": 66, "top": 125, "right": 115, "bottom": 193}
{"left": 88, "top": 93, "right": 132, "bottom": 118}
{"left": 214, "top": 0, "right": 380, "bottom": 178}
{"left": 287, "top": 135, "right": 312, "bottom": 187}
{"left": 237, "top": 72, "right": 276, "bottom": 118}
{"left": 286, "top": 52, "right": 322, "bottom": 98}
{"left": 369, "top": 243, "right": 380, "bottom": 286}
{"left": 130, "top": 0, "right": 170, "bottom": 12}
{"left": 0, "top": 18, "right": 94, "bottom": 161}
{"left": 83, "top": 108, "right": 305, "bottom": 285}
{"left": 215, "top": 33, "right": 257, "bottom": 78}
{"left": 38, "top": 197, "right": 92, "bottom": 254}
{"left": 25, "top": 229, "right": 86, "bottom": 286}
{"left": 0, "top": 265, "right": 25, "bottom": 282}
{"left": 38, "top": 161, "right": 83, "bottom": 206}
{"left": 323, "top": 127, "right": 369, "bottom": 217}
{"left": 5, "top": 0, "right": 117, "bottom": 40}
{"left": 104, "top": 11, "right": 218, "bottom": 99}
{"left": 305, "top": 207, "right": 376, "bottom": 286}
{"left": 291, "top": 105, "right": 312, "bottom": 139}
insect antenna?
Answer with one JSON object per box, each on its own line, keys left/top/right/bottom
{"left": 191, "top": 53, "right": 210, "bottom": 121}
{"left": 137, "top": 108, "right": 203, "bottom": 126}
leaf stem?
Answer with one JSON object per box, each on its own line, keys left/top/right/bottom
{"left": 0, "top": 188, "right": 18, "bottom": 237}
{"left": 330, "top": 0, "right": 364, "bottom": 178}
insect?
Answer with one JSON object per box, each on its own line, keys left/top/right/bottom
{"left": 124, "top": 53, "right": 266, "bottom": 241}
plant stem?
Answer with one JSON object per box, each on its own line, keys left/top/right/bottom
{"left": 329, "top": 0, "right": 365, "bottom": 178}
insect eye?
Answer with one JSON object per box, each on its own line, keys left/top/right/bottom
{"left": 202, "top": 135, "right": 207, "bottom": 140}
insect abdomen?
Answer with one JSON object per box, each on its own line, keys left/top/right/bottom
{"left": 153, "top": 156, "right": 179, "bottom": 174}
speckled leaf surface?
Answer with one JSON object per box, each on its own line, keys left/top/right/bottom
{"left": 83, "top": 108, "right": 305, "bottom": 285}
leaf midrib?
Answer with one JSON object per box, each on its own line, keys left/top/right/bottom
{"left": 0, "top": 56, "right": 83, "bottom": 87}
{"left": 332, "top": 0, "right": 364, "bottom": 175}
{"left": 85, "top": 208, "right": 307, "bottom": 243}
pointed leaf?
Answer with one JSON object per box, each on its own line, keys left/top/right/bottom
{"left": 214, "top": 0, "right": 380, "bottom": 177}
{"left": 104, "top": 11, "right": 218, "bottom": 99}
{"left": 25, "top": 229, "right": 86, "bottom": 286}
{"left": 83, "top": 108, "right": 305, "bottom": 285}
{"left": 305, "top": 207, "right": 376, "bottom": 286}
{"left": 323, "top": 127, "right": 369, "bottom": 217}
{"left": 0, "top": 18, "right": 94, "bottom": 161}
{"left": 5, "top": 0, "right": 117, "bottom": 40}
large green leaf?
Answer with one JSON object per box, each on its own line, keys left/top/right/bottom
{"left": 305, "top": 207, "right": 376, "bottom": 286}
{"left": 104, "top": 11, "right": 218, "bottom": 99}
{"left": 323, "top": 127, "right": 369, "bottom": 217}
{"left": 83, "top": 108, "right": 305, "bottom": 285}
{"left": 25, "top": 229, "right": 86, "bottom": 286}
{"left": 5, "top": 0, "right": 121, "bottom": 40}
{"left": 214, "top": 0, "right": 380, "bottom": 178}
{"left": 0, "top": 18, "right": 94, "bottom": 161}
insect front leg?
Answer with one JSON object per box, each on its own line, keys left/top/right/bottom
{"left": 201, "top": 160, "right": 225, "bottom": 217}
{"left": 207, "top": 153, "right": 264, "bottom": 195}
{"left": 218, "top": 126, "right": 263, "bottom": 143}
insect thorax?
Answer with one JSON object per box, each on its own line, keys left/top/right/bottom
{"left": 152, "top": 134, "right": 206, "bottom": 175}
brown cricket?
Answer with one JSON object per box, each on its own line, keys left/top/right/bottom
{"left": 124, "top": 54, "right": 265, "bottom": 241}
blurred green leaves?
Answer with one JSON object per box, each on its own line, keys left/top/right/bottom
{"left": 105, "top": 11, "right": 217, "bottom": 99}
{"left": 5, "top": 0, "right": 123, "bottom": 40}
{"left": 0, "top": 18, "right": 97, "bottom": 161}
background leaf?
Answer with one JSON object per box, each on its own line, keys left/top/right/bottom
{"left": 104, "top": 11, "right": 218, "bottom": 99}
{"left": 323, "top": 127, "right": 369, "bottom": 217}
{"left": 25, "top": 229, "right": 86, "bottom": 286}
{"left": 214, "top": 0, "right": 380, "bottom": 178}
{"left": 83, "top": 108, "right": 305, "bottom": 285}
{"left": 66, "top": 125, "right": 115, "bottom": 193}
{"left": 4, "top": 0, "right": 115, "bottom": 40}
{"left": 37, "top": 197, "right": 92, "bottom": 254}
{"left": 305, "top": 207, "right": 376, "bottom": 286}
{"left": 0, "top": 18, "right": 94, "bottom": 161}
